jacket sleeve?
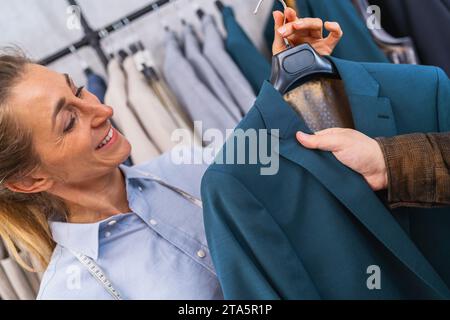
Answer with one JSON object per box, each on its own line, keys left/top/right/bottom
{"left": 376, "top": 133, "right": 450, "bottom": 209}
{"left": 375, "top": 67, "right": 450, "bottom": 209}
{"left": 201, "top": 169, "right": 319, "bottom": 300}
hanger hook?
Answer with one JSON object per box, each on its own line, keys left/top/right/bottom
{"left": 69, "top": 45, "right": 89, "bottom": 70}
{"left": 254, "top": 0, "right": 287, "bottom": 15}
{"left": 152, "top": 1, "right": 168, "bottom": 29}
{"left": 99, "top": 28, "right": 112, "bottom": 57}
{"left": 254, "top": 0, "right": 290, "bottom": 48}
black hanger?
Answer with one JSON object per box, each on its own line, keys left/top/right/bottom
{"left": 251, "top": 0, "right": 340, "bottom": 93}
{"left": 83, "top": 67, "right": 93, "bottom": 76}
{"left": 270, "top": 43, "right": 340, "bottom": 94}
{"left": 118, "top": 49, "right": 129, "bottom": 63}
{"left": 215, "top": 0, "right": 225, "bottom": 12}
{"left": 196, "top": 9, "right": 205, "bottom": 20}
{"left": 129, "top": 43, "right": 139, "bottom": 55}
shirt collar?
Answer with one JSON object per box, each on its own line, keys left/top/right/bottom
{"left": 50, "top": 165, "right": 152, "bottom": 260}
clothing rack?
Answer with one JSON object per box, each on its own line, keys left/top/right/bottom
{"left": 39, "top": 0, "right": 173, "bottom": 68}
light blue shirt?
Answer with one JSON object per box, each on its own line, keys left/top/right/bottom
{"left": 37, "top": 149, "right": 223, "bottom": 300}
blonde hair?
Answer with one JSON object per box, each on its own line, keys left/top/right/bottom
{"left": 0, "top": 50, "right": 68, "bottom": 272}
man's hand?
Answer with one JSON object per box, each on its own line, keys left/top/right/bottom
{"left": 296, "top": 128, "right": 388, "bottom": 191}
{"left": 273, "top": 7, "right": 343, "bottom": 56}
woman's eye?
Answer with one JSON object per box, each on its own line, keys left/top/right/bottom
{"left": 75, "top": 86, "right": 84, "bottom": 98}
{"left": 64, "top": 114, "right": 77, "bottom": 133}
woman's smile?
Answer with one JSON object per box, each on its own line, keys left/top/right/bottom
{"left": 95, "top": 126, "right": 119, "bottom": 151}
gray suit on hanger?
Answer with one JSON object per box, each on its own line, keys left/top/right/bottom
{"left": 0, "top": 265, "right": 18, "bottom": 300}
{"left": 123, "top": 56, "right": 179, "bottom": 153}
{"left": 0, "top": 258, "right": 35, "bottom": 300}
{"left": 163, "top": 31, "right": 238, "bottom": 137}
{"left": 0, "top": 240, "right": 18, "bottom": 300}
{"left": 183, "top": 24, "right": 242, "bottom": 122}
{"left": 133, "top": 49, "right": 194, "bottom": 133}
{"left": 201, "top": 14, "right": 256, "bottom": 115}
{"left": 105, "top": 58, "right": 161, "bottom": 164}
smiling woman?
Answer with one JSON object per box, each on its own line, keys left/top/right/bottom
{"left": 0, "top": 50, "right": 132, "bottom": 271}
{"left": 0, "top": 49, "right": 223, "bottom": 300}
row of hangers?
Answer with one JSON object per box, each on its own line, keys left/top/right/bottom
{"left": 57, "top": 0, "right": 417, "bottom": 98}
{"left": 68, "top": 0, "right": 338, "bottom": 96}
{"left": 68, "top": 0, "right": 207, "bottom": 78}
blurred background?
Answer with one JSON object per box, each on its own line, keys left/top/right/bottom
{"left": 0, "top": 0, "right": 273, "bottom": 86}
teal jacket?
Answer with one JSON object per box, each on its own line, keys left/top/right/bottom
{"left": 264, "top": 0, "right": 389, "bottom": 63}
{"left": 201, "top": 59, "right": 450, "bottom": 299}
{"left": 221, "top": 5, "right": 271, "bottom": 93}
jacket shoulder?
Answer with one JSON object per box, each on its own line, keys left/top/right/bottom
{"left": 361, "top": 62, "right": 447, "bottom": 85}
{"left": 204, "top": 105, "right": 273, "bottom": 181}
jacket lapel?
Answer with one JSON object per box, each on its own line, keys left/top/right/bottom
{"left": 255, "top": 60, "right": 450, "bottom": 298}
{"left": 330, "top": 57, "right": 398, "bottom": 137}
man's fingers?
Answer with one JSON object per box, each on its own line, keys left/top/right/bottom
{"left": 323, "top": 21, "right": 343, "bottom": 50}
{"left": 314, "top": 128, "right": 346, "bottom": 136}
{"left": 273, "top": 10, "right": 285, "bottom": 28}
{"left": 296, "top": 131, "right": 342, "bottom": 152}
{"left": 284, "top": 7, "right": 298, "bottom": 23}
{"left": 294, "top": 18, "right": 323, "bottom": 38}
{"left": 277, "top": 21, "right": 297, "bottom": 37}
{"left": 279, "top": 18, "right": 324, "bottom": 39}
{"left": 272, "top": 11, "right": 288, "bottom": 55}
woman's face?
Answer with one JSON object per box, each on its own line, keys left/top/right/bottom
{"left": 8, "top": 63, "right": 131, "bottom": 189}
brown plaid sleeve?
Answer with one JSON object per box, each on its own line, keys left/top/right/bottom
{"left": 376, "top": 133, "right": 450, "bottom": 209}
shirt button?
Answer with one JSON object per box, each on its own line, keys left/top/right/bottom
{"left": 149, "top": 219, "right": 158, "bottom": 226}
{"left": 138, "top": 186, "right": 143, "bottom": 192}
{"left": 108, "top": 220, "right": 117, "bottom": 226}
{"left": 197, "top": 250, "right": 206, "bottom": 259}
{"left": 105, "top": 232, "right": 112, "bottom": 238}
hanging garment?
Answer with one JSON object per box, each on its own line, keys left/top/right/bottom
{"left": 264, "top": 0, "right": 389, "bottom": 63}
{"left": 369, "top": 0, "right": 450, "bottom": 76}
{"left": 20, "top": 252, "right": 41, "bottom": 295}
{"left": 201, "top": 14, "right": 256, "bottom": 114}
{"left": 201, "top": 60, "right": 450, "bottom": 299}
{"left": 132, "top": 49, "right": 194, "bottom": 133}
{"left": 123, "top": 56, "right": 179, "bottom": 153}
{"left": 0, "top": 257, "right": 35, "bottom": 300}
{"left": 0, "top": 264, "right": 18, "bottom": 300}
{"left": 0, "top": 239, "right": 6, "bottom": 259}
{"left": 183, "top": 23, "right": 242, "bottom": 121}
{"left": 86, "top": 70, "right": 108, "bottom": 103}
{"left": 105, "top": 58, "right": 160, "bottom": 164}
{"left": 220, "top": 5, "right": 271, "bottom": 93}
{"left": 163, "top": 31, "right": 238, "bottom": 137}
{"left": 0, "top": 240, "right": 19, "bottom": 300}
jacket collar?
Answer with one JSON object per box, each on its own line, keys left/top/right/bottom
{"left": 254, "top": 58, "right": 450, "bottom": 298}
{"left": 256, "top": 57, "right": 397, "bottom": 139}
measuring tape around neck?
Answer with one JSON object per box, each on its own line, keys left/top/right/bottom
{"left": 67, "top": 172, "right": 203, "bottom": 299}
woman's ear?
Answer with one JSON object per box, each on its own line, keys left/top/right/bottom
{"left": 4, "top": 175, "right": 53, "bottom": 194}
